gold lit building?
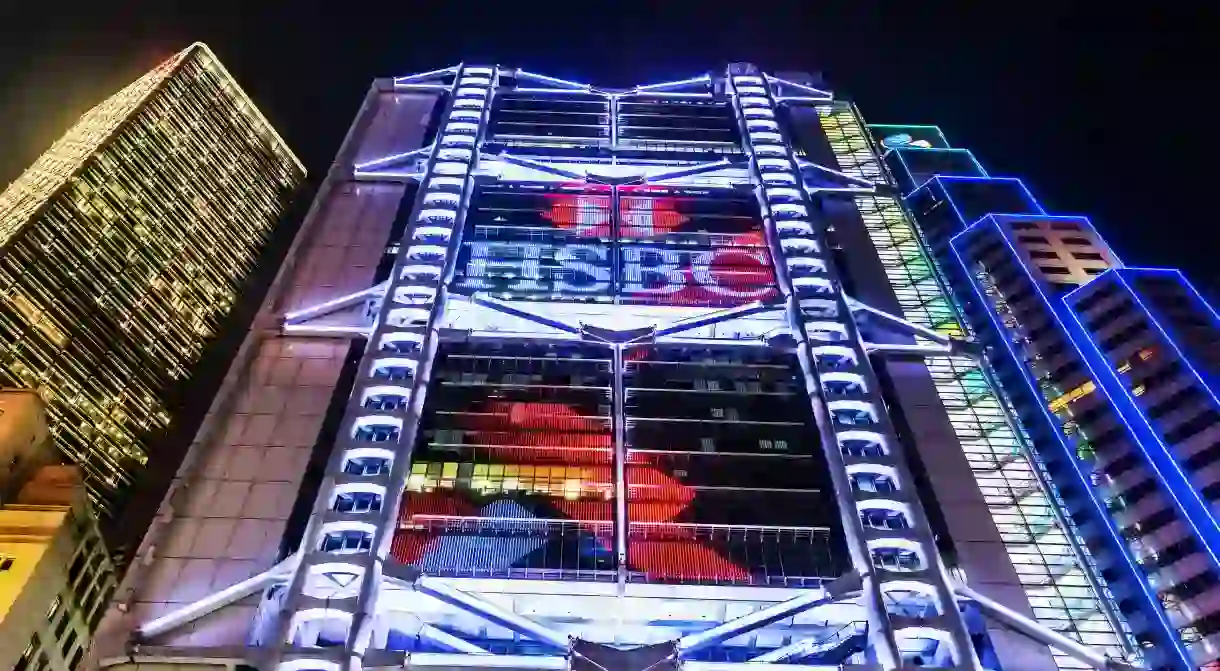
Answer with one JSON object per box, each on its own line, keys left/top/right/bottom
{"left": 0, "top": 43, "right": 305, "bottom": 518}
{"left": 0, "top": 390, "right": 117, "bottom": 671}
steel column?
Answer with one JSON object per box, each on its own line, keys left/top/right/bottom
{"left": 725, "top": 65, "right": 980, "bottom": 670}
{"left": 267, "top": 63, "right": 498, "bottom": 671}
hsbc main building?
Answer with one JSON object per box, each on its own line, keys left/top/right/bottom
{"left": 93, "top": 64, "right": 1209, "bottom": 671}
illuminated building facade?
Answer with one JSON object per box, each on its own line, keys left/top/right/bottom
{"left": 891, "top": 133, "right": 1220, "bottom": 667}
{"left": 0, "top": 43, "right": 305, "bottom": 526}
{"left": 0, "top": 391, "right": 118, "bottom": 671}
{"left": 93, "top": 64, "right": 1192, "bottom": 671}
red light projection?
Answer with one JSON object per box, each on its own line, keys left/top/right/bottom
{"left": 541, "top": 191, "right": 616, "bottom": 238}
{"left": 393, "top": 398, "right": 751, "bottom": 582}
{"left": 543, "top": 188, "right": 777, "bottom": 306}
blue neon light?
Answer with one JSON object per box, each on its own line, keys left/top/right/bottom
{"left": 1058, "top": 272, "right": 1220, "bottom": 627}
{"left": 888, "top": 147, "right": 989, "bottom": 197}
{"left": 946, "top": 221, "right": 1193, "bottom": 669}
{"left": 1066, "top": 267, "right": 1220, "bottom": 465}
{"left": 1170, "top": 268, "right": 1220, "bottom": 334}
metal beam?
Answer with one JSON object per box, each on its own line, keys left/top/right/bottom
{"left": 464, "top": 294, "right": 585, "bottom": 336}
{"left": 492, "top": 152, "right": 589, "bottom": 181}
{"left": 612, "top": 345, "right": 629, "bottom": 590}
{"left": 674, "top": 588, "right": 834, "bottom": 655}
{"left": 846, "top": 297, "right": 953, "bottom": 346}
{"left": 640, "top": 159, "right": 736, "bottom": 184}
{"left": 400, "top": 653, "right": 857, "bottom": 671}
{"left": 643, "top": 300, "right": 780, "bottom": 341}
{"left": 281, "top": 323, "right": 371, "bottom": 339}
{"left": 419, "top": 624, "right": 491, "bottom": 655}
{"left": 283, "top": 282, "right": 386, "bottom": 324}
{"left": 862, "top": 342, "right": 954, "bottom": 358}
{"left": 414, "top": 577, "right": 572, "bottom": 651}
{"left": 798, "top": 161, "right": 876, "bottom": 189}
{"left": 394, "top": 66, "right": 460, "bottom": 86}
{"left": 749, "top": 621, "right": 865, "bottom": 662}
{"left": 955, "top": 584, "right": 1139, "bottom": 671}
{"left": 634, "top": 74, "right": 712, "bottom": 93}
{"left": 137, "top": 558, "right": 295, "bottom": 639}
{"left": 355, "top": 147, "right": 433, "bottom": 172}
{"left": 764, "top": 75, "right": 834, "bottom": 100}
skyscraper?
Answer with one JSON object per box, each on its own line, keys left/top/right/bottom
{"left": 90, "top": 64, "right": 1218, "bottom": 671}
{"left": 0, "top": 43, "right": 305, "bottom": 541}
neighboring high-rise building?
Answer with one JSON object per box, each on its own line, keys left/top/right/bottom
{"left": 0, "top": 390, "right": 118, "bottom": 671}
{"left": 88, "top": 64, "right": 1219, "bottom": 671}
{"left": 0, "top": 43, "right": 305, "bottom": 540}
{"left": 887, "top": 130, "right": 1220, "bottom": 668}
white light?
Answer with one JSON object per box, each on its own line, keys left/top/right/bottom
{"left": 417, "top": 209, "right": 457, "bottom": 222}
{"left": 433, "top": 162, "right": 468, "bottom": 176}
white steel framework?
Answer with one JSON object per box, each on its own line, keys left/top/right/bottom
{"left": 104, "top": 64, "right": 1141, "bottom": 671}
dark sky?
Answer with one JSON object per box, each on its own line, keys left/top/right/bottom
{"left": 1, "top": 3, "right": 1212, "bottom": 286}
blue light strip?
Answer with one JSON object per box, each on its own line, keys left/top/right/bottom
{"left": 946, "top": 220, "right": 1193, "bottom": 670}
{"left": 936, "top": 176, "right": 1048, "bottom": 216}
{"left": 888, "top": 149, "right": 987, "bottom": 198}
{"left": 1168, "top": 268, "right": 1220, "bottom": 341}
{"left": 515, "top": 70, "right": 592, "bottom": 91}
{"left": 1063, "top": 269, "right": 1220, "bottom": 528}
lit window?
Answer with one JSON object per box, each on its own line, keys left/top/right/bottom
{"left": 1047, "top": 381, "right": 1096, "bottom": 414}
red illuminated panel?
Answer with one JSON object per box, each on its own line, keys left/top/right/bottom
{"left": 393, "top": 397, "right": 751, "bottom": 581}
{"left": 619, "top": 195, "right": 690, "bottom": 237}
{"left": 542, "top": 192, "right": 614, "bottom": 238}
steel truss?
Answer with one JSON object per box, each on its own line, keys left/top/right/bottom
{"left": 108, "top": 64, "right": 1140, "bottom": 671}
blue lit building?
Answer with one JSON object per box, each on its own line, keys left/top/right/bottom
{"left": 887, "top": 129, "right": 1220, "bottom": 668}
{"left": 91, "top": 64, "right": 1217, "bottom": 671}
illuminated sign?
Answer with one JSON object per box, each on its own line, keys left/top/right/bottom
{"left": 881, "top": 133, "right": 933, "bottom": 150}
{"left": 395, "top": 399, "right": 750, "bottom": 582}
{"left": 455, "top": 186, "right": 778, "bottom": 307}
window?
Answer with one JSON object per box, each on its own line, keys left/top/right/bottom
{"left": 1028, "top": 249, "right": 1059, "bottom": 260}
{"left": 1071, "top": 251, "right": 1104, "bottom": 261}
{"left": 1074, "top": 283, "right": 1120, "bottom": 313}
{"left": 1099, "top": 321, "right": 1151, "bottom": 352}
{"left": 0, "top": 555, "right": 13, "bottom": 571}
{"left": 1018, "top": 234, "right": 1049, "bottom": 244}
{"left": 1040, "top": 266, "right": 1071, "bottom": 275}
{"left": 1062, "top": 236, "right": 1092, "bottom": 246}
{"left": 334, "top": 491, "right": 382, "bottom": 513}
{"left": 1164, "top": 409, "right": 1220, "bottom": 444}
{"left": 1085, "top": 299, "right": 1136, "bottom": 330}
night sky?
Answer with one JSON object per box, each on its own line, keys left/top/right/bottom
{"left": 0, "top": 3, "right": 1210, "bottom": 287}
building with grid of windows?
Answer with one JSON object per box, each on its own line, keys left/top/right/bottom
{"left": 887, "top": 131, "right": 1220, "bottom": 668}
{"left": 0, "top": 391, "right": 117, "bottom": 671}
{"left": 87, "top": 63, "right": 1220, "bottom": 671}
{"left": 0, "top": 43, "right": 305, "bottom": 541}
